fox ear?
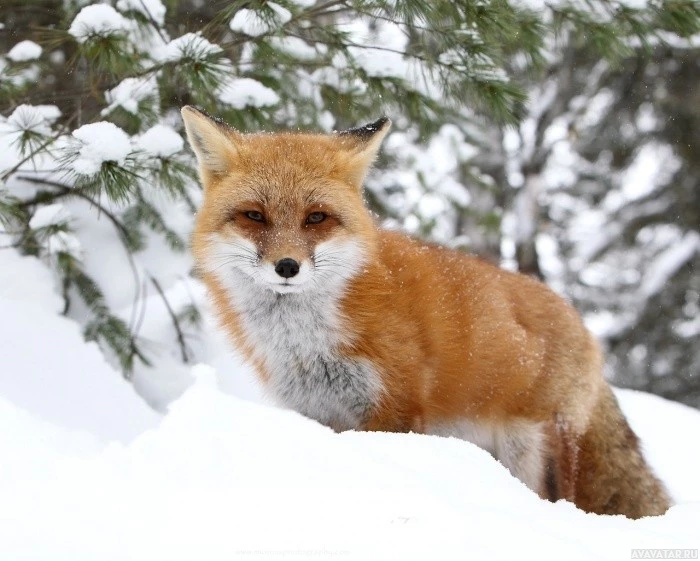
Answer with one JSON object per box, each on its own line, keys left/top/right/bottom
{"left": 337, "top": 117, "right": 391, "bottom": 187}
{"left": 181, "top": 106, "right": 240, "bottom": 176}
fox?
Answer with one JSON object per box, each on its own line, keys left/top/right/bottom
{"left": 181, "top": 105, "right": 671, "bottom": 519}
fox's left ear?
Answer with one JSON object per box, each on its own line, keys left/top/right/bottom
{"left": 337, "top": 117, "right": 391, "bottom": 188}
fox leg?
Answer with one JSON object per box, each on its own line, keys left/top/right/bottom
{"left": 495, "top": 417, "right": 579, "bottom": 503}
{"left": 539, "top": 415, "right": 580, "bottom": 503}
{"left": 494, "top": 422, "right": 548, "bottom": 498}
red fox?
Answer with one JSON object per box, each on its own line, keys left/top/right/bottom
{"left": 181, "top": 106, "right": 671, "bottom": 518}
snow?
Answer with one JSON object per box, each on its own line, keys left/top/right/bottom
{"left": 8, "top": 103, "right": 60, "bottom": 130}
{"left": 0, "top": 105, "right": 60, "bottom": 174}
{"left": 218, "top": 77, "right": 280, "bottom": 109}
{"left": 116, "top": 0, "right": 166, "bottom": 25}
{"left": 674, "top": 315, "right": 700, "bottom": 339}
{"left": 230, "top": 9, "right": 269, "bottom": 37}
{"left": 310, "top": 54, "right": 368, "bottom": 94}
{"left": 334, "top": 20, "right": 411, "bottom": 80}
{"left": 349, "top": 46, "right": 408, "bottom": 79}
{"left": 619, "top": 389, "right": 700, "bottom": 502}
{"left": 514, "top": 0, "right": 550, "bottom": 10}
{"left": 1, "top": 234, "right": 699, "bottom": 559}
{"left": 136, "top": 124, "right": 184, "bottom": 158}
{"left": 104, "top": 75, "right": 158, "bottom": 115}
{"left": 268, "top": 4, "right": 293, "bottom": 26}
{"left": 618, "top": 0, "right": 649, "bottom": 8}
{"left": 34, "top": 103, "right": 61, "bottom": 123}
{"left": 47, "top": 230, "right": 83, "bottom": 256}
{"left": 515, "top": 0, "right": 647, "bottom": 20}
{"left": 68, "top": 4, "right": 131, "bottom": 43}
{"left": 622, "top": 143, "right": 680, "bottom": 203}
{"left": 230, "top": 3, "right": 292, "bottom": 37}
{"left": 640, "top": 231, "right": 699, "bottom": 298}
{"left": 371, "top": 125, "right": 475, "bottom": 242}
{"left": 580, "top": 226, "right": 698, "bottom": 339}
{"left": 417, "top": 193, "right": 445, "bottom": 218}
{"left": 155, "top": 33, "right": 222, "bottom": 63}
{"left": 7, "top": 40, "right": 42, "bottom": 62}
{"left": 267, "top": 36, "right": 326, "bottom": 60}
{"left": 26, "top": 203, "right": 83, "bottom": 256}
{"left": 0, "top": 350, "right": 699, "bottom": 559}
{"left": 2, "top": 20, "right": 699, "bottom": 557}
{"left": 28, "top": 202, "right": 71, "bottom": 229}
{"left": 71, "top": 121, "right": 132, "bottom": 176}
{"left": 0, "top": 250, "right": 159, "bottom": 442}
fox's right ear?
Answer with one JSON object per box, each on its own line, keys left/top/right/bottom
{"left": 336, "top": 117, "right": 392, "bottom": 188}
{"left": 181, "top": 106, "right": 240, "bottom": 176}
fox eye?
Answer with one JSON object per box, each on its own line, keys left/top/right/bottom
{"left": 306, "top": 212, "right": 326, "bottom": 225}
{"left": 245, "top": 211, "right": 265, "bottom": 223}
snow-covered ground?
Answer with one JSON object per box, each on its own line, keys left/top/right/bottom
{"left": 1, "top": 248, "right": 699, "bottom": 560}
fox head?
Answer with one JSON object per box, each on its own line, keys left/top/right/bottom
{"left": 181, "top": 106, "right": 390, "bottom": 295}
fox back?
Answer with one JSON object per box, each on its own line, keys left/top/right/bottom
{"left": 182, "top": 106, "right": 671, "bottom": 518}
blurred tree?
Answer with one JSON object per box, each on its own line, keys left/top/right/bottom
{"left": 549, "top": 43, "right": 700, "bottom": 407}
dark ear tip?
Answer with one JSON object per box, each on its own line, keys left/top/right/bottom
{"left": 338, "top": 117, "right": 392, "bottom": 140}
{"left": 373, "top": 116, "right": 391, "bottom": 129}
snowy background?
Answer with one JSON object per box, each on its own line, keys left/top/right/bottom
{"left": 1, "top": 0, "right": 699, "bottom": 558}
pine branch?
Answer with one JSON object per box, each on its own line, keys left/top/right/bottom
{"left": 16, "top": 175, "right": 149, "bottom": 357}
{"left": 148, "top": 275, "right": 191, "bottom": 364}
{"left": 16, "top": 176, "right": 134, "bottom": 243}
{"left": 0, "top": 132, "right": 64, "bottom": 182}
{"left": 137, "top": 0, "right": 169, "bottom": 43}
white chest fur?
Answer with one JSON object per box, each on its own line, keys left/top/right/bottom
{"left": 217, "top": 267, "right": 383, "bottom": 432}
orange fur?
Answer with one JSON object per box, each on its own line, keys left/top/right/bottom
{"left": 182, "top": 106, "right": 670, "bottom": 518}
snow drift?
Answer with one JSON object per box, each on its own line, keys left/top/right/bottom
{"left": 1, "top": 249, "right": 699, "bottom": 560}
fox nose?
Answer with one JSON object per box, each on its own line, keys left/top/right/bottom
{"left": 275, "top": 258, "right": 300, "bottom": 279}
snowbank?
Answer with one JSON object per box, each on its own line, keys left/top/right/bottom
{"left": 617, "top": 389, "right": 700, "bottom": 503}
{"left": 0, "top": 250, "right": 159, "bottom": 442}
{"left": 0, "top": 366, "right": 699, "bottom": 560}
{"left": 1, "top": 248, "right": 699, "bottom": 560}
